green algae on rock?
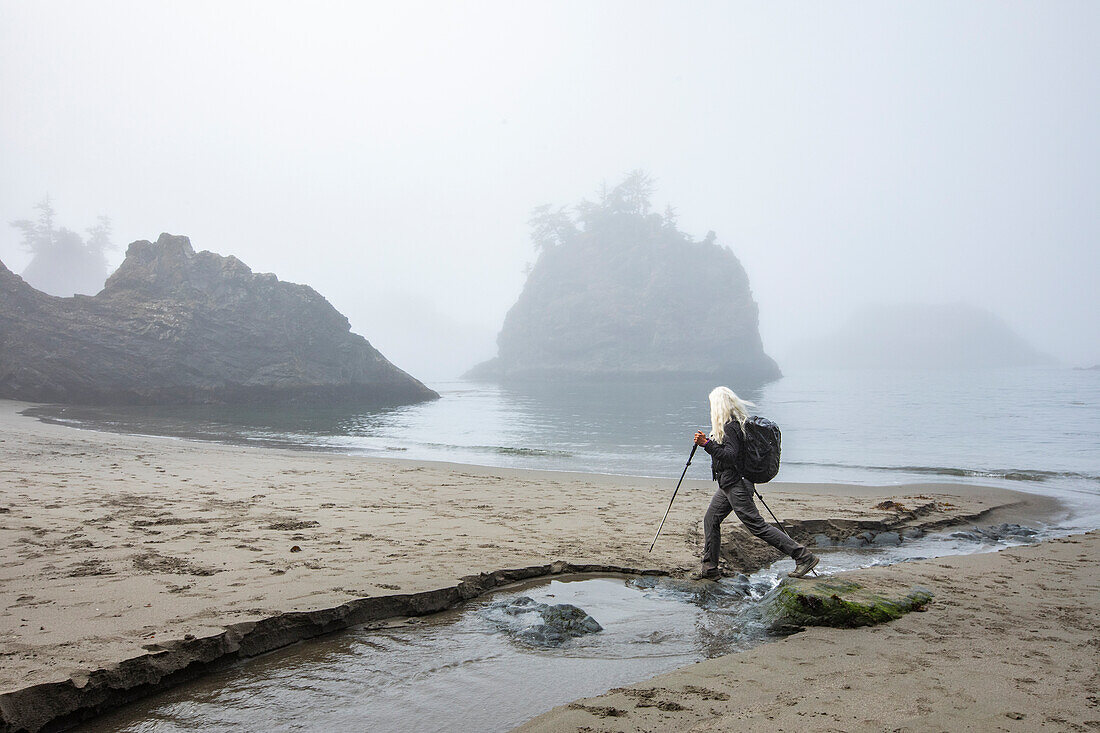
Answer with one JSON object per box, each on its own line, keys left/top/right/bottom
{"left": 765, "top": 577, "right": 933, "bottom": 634}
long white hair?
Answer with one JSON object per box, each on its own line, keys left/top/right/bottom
{"left": 709, "top": 386, "right": 755, "bottom": 444}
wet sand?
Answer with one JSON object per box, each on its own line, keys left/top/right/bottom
{"left": 518, "top": 531, "right": 1100, "bottom": 732}
{"left": 0, "top": 399, "right": 1065, "bottom": 725}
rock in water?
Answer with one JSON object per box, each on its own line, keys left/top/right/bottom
{"left": 0, "top": 234, "right": 438, "bottom": 406}
{"left": 785, "top": 302, "right": 1054, "bottom": 369}
{"left": 951, "top": 523, "right": 1039, "bottom": 544}
{"left": 870, "top": 531, "right": 902, "bottom": 547}
{"left": 466, "top": 175, "right": 780, "bottom": 384}
{"left": 484, "top": 596, "right": 603, "bottom": 647}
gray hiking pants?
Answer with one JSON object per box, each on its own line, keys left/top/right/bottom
{"left": 702, "top": 477, "right": 810, "bottom": 570}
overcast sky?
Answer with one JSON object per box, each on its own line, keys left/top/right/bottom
{"left": 2, "top": 1, "right": 1098, "bottom": 378}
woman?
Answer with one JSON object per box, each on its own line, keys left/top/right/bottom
{"left": 691, "top": 386, "right": 819, "bottom": 580}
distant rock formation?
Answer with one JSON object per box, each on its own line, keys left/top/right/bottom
{"left": 0, "top": 234, "right": 438, "bottom": 406}
{"left": 466, "top": 173, "right": 780, "bottom": 384}
{"left": 785, "top": 303, "right": 1055, "bottom": 369}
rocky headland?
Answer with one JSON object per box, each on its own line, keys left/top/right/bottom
{"left": 0, "top": 233, "right": 437, "bottom": 406}
{"left": 466, "top": 173, "right": 780, "bottom": 384}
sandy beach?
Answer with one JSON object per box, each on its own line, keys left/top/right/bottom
{"left": 518, "top": 531, "right": 1100, "bottom": 732}
{"left": 0, "top": 399, "right": 1076, "bottom": 730}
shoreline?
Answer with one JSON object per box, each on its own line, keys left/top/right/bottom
{"left": 0, "top": 400, "right": 1073, "bottom": 731}
{"left": 23, "top": 400, "right": 1099, "bottom": 495}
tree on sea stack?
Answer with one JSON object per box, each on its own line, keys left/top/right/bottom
{"left": 466, "top": 172, "right": 781, "bottom": 384}
{"left": 10, "top": 197, "right": 115, "bottom": 297}
{"left": 528, "top": 205, "right": 577, "bottom": 252}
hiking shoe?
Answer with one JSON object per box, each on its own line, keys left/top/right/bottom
{"left": 788, "top": 554, "right": 819, "bottom": 578}
{"left": 690, "top": 567, "right": 721, "bottom": 581}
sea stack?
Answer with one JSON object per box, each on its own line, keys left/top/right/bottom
{"left": 0, "top": 234, "right": 438, "bottom": 406}
{"left": 785, "top": 303, "right": 1055, "bottom": 369}
{"left": 467, "top": 173, "right": 780, "bottom": 384}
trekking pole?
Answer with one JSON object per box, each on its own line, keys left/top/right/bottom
{"left": 648, "top": 443, "right": 698, "bottom": 552}
{"left": 754, "top": 489, "right": 819, "bottom": 577}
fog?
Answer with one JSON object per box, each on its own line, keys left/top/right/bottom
{"left": 2, "top": 1, "right": 1098, "bottom": 379}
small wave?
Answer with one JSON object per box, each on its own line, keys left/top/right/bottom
{"left": 785, "top": 460, "right": 1100, "bottom": 485}
{"left": 480, "top": 445, "right": 575, "bottom": 458}
{"left": 413, "top": 441, "right": 575, "bottom": 458}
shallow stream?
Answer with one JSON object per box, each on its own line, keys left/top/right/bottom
{"left": 84, "top": 526, "right": 1056, "bottom": 733}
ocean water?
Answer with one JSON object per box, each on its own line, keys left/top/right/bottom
{"left": 28, "top": 367, "right": 1100, "bottom": 527}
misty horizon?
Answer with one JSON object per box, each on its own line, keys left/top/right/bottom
{"left": 2, "top": 200, "right": 1078, "bottom": 381}
{"left": 3, "top": 2, "right": 1098, "bottom": 376}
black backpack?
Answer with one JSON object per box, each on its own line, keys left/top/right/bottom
{"left": 739, "top": 416, "right": 782, "bottom": 483}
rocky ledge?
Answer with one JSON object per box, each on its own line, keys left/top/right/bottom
{"left": 713, "top": 498, "right": 1014, "bottom": 572}
{"left": 0, "top": 234, "right": 437, "bottom": 406}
